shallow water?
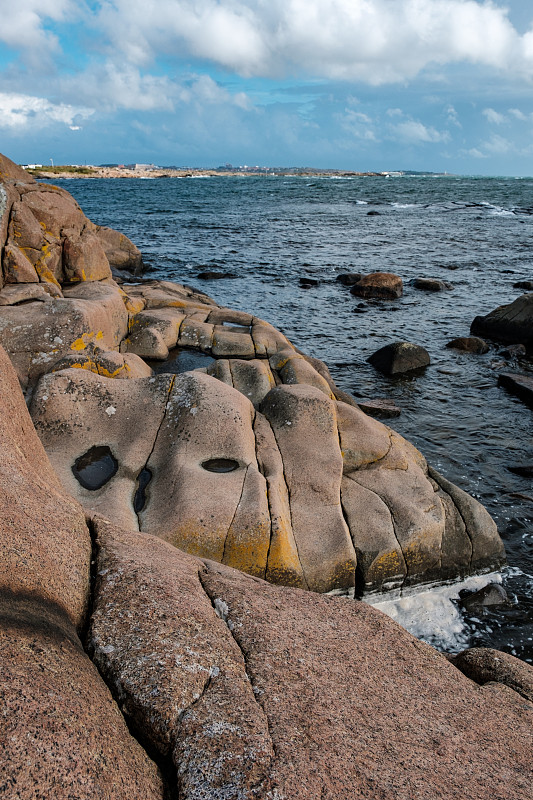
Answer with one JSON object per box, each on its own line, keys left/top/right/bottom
{"left": 55, "top": 175, "right": 533, "bottom": 661}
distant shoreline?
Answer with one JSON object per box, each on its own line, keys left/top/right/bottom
{"left": 26, "top": 166, "right": 414, "bottom": 180}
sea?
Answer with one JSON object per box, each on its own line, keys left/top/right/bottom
{"left": 53, "top": 174, "right": 533, "bottom": 662}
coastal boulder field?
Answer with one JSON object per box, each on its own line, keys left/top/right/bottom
{"left": 1, "top": 152, "right": 532, "bottom": 798}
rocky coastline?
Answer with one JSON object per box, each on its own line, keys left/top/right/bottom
{"left": 1, "top": 152, "right": 531, "bottom": 798}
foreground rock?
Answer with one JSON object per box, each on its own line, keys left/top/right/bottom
{"left": 89, "top": 518, "right": 533, "bottom": 800}
{"left": 350, "top": 271, "right": 403, "bottom": 299}
{"left": 0, "top": 346, "right": 164, "bottom": 799}
{"left": 471, "top": 293, "right": 533, "bottom": 348}
{"left": 368, "top": 341, "right": 431, "bottom": 375}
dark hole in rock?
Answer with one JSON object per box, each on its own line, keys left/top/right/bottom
{"left": 72, "top": 446, "right": 118, "bottom": 491}
{"left": 202, "top": 458, "right": 240, "bottom": 473}
{"left": 147, "top": 348, "right": 215, "bottom": 375}
{"left": 134, "top": 467, "right": 152, "bottom": 513}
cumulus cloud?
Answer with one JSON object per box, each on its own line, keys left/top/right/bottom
{"left": 483, "top": 108, "right": 507, "bottom": 124}
{"left": 0, "top": 0, "right": 76, "bottom": 65}
{"left": 0, "top": 92, "right": 94, "bottom": 129}
{"left": 88, "top": 0, "right": 533, "bottom": 84}
{"left": 392, "top": 119, "right": 450, "bottom": 143}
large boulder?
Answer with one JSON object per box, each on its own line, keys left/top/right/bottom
{"left": 471, "top": 293, "right": 533, "bottom": 347}
{"left": 0, "top": 152, "right": 143, "bottom": 290}
{"left": 88, "top": 517, "right": 533, "bottom": 800}
{"left": 0, "top": 342, "right": 166, "bottom": 799}
{"left": 30, "top": 361, "right": 505, "bottom": 595}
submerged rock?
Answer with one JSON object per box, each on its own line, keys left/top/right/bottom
{"left": 413, "top": 277, "right": 453, "bottom": 292}
{"left": 446, "top": 336, "right": 489, "bottom": 354}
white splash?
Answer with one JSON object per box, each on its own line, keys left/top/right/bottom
{"left": 367, "top": 572, "right": 502, "bottom": 652}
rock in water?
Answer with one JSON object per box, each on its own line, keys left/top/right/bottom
{"left": 498, "top": 372, "right": 533, "bottom": 406}
{"left": 350, "top": 271, "right": 403, "bottom": 299}
{"left": 460, "top": 583, "right": 511, "bottom": 614}
{"left": 446, "top": 336, "right": 489, "bottom": 354}
{"left": 368, "top": 341, "right": 430, "bottom": 375}
{"left": 413, "top": 277, "right": 453, "bottom": 291}
{"left": 471, "top": 292, "right": 533, "bottom": 347}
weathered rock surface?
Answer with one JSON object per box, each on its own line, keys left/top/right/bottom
{"left": 368, "top": 340, "right": 431, "bottom": 375}
{"left": 0, "top": 152, "right": 142, "bottom": 292}
{"left": 1, "top": 153, "right": 532, "bottom": 799}
{"left": 90, "top": 518, "right": 533, "bottom": 800}
{"left": 446, "top": 335, "right": 489, "bottom": 353}
{"left": 350, "top": 271, "right": 403, "bottom": 299}
{"left": 0, "top": 343, "right": 167, "bottom": 799}
{"left": 471, "top": 293, "right": 533, "bottom": 347}
{"left": 0, "top": 345, "right": 90, "bottom": 629}
{"left": 0, "top": 153, "right": 507, "bottom": 596}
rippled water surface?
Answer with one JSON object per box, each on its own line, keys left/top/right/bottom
{"left": 57, "top": 175, "right": 533, "bottom": 661}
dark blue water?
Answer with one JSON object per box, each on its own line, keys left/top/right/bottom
{"left": 56, "top": 175, "right": 533, "bottom": 661}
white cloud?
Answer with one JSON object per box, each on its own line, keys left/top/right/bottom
{"left": 0, "top": 92, "right": 94, "bottom": 129}
{"left": 392, "top": 119, "right": 450, "bottom": 143}
{"left": 446, "top": 105, "right": 461, "bottom": 127}
{"left": 0, "top": 0, "right": 75, "bottom": 64}
{"left": 482, "top": 133, "right": 511, "bottom": 154}
{"left": 89, "top": 0, "right": 533, "bottom": 84}
{"left": 483, "top": 108, "right": 507, "bottom": 124}
{"left": 508, "top": 108, "right": 528, "bottom": 120}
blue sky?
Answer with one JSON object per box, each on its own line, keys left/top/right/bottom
{"left": 1, "top": 1, "right": 533, "bottom": 174}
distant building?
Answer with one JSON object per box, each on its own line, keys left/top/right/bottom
{"left": 22, "top": 164, "right": 43, "bottom": 169}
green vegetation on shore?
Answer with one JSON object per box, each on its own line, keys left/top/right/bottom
{"left": 26, "top": 165, "right": 95, "bottom": 177}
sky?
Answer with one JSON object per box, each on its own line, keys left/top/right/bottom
{"left": 1, "top": 1, "right": 533, "bottom": 174}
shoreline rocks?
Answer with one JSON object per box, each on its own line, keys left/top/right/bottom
{"left": 1, "top": 150, "right": 532, "bottom": 799}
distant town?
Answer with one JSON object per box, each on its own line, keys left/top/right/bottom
{"left": 21, "top": 162, "right": 445, "bottom": 180}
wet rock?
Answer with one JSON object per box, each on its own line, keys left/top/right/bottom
{"left": 299, "top": 276, "right": 320, "bottom": 287}
{"left": 196, "top": 270, "right": 236, "bottom": 279}
{"left": 498, "top": 372, "right": 533, "bottom": 406}
{"left": 471, "top": 292, "right": 533, "bottom": 347}
{"left": 336, "top": 272, "right": 362, "bottom": 286}
{"left": 500, "top": 343, "right": 527, "bottom": 358}
{"left": 446, "top": 336, "right": 489, "bottom": 354}
{"left": 357, "top": 397, "right": 402, "bottom": 418}
{"left": 513, "top": 280, "right": 533, "bottom": 290}
{"left": 450, "top": 647, "right": 533, "bottom": 702}
{"left": 368, "top": 341, "right": 430, "bottom": 375}
{"left": 460, "top": 583, "right": 511, "bottom": 614}
{"left": 351, "top": 271, "right": 403, "bottom": 300}
{"left": 367, "top": 209, "right": 380, "bottom": 215}
{"left": 507, "top": 463, "right": 533, "bottom": 478}
{"left": 413, "top": 278, "right": 453, "bottom": 291}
